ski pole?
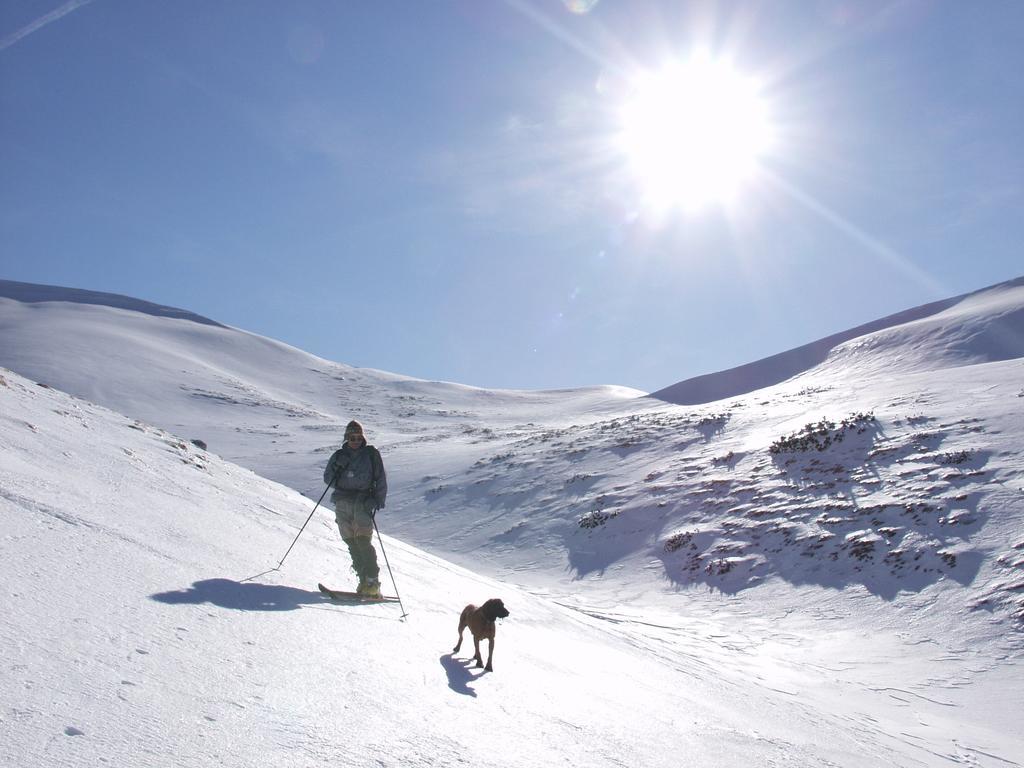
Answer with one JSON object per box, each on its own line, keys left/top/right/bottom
{"left": 276, "top": 471, "right": 336, "bottom": 570}
{"left": 372, "top": 515, "right": 407, "bottom": 619}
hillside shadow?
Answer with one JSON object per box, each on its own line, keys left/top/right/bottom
{"left": 560, "top": 415, "right": 994, "bottom": 601}
{"left": 440, "top": 654, "right": 482, "bottom": 697}
{"left": 652, "top": 433, "right": 991, "bottom": 599}
{"left": 151, "top": 578, "right": 324, "bottom": 611}
{"left": 567, "top": 509, "right": 674, "bottom": 579}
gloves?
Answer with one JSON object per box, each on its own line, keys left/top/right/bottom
{"left": 371, "top": 501, "right": 383, "bottom": 518}
{"left": 324, "top": 455, "right": 343, "bottom": 486}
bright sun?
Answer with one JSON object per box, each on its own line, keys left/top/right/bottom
{"left": 616, "top": 54, "right": 774, "bottom": 212}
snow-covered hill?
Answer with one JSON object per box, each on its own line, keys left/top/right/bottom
{"left": 2, "top": 277, "right": 1024, "bottom": 765}
{"left": 3, "top": 367, "right": 1022, "bottom": 767}
{"left": 0, "top": 278, "right": 640, "bottom": 495}
{"left": 650, "top": 276, "right": 1024, "bottom": 404}
{"left": 2, "top": 277, "right": 1022, "bottom": 619}
{"left": 0, "top": 368, "right": 764, "bottom": 766}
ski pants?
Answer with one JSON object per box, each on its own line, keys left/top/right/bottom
{"left": 333, "top": 494, "right": 379, "bottom": 582}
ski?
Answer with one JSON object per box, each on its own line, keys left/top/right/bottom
{"left": 317, "top": 582, "right": 399, "bottom": 602}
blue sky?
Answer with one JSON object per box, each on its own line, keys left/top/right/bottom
{"left": 2, "top": 1, "right": 1022, "bottom": 392}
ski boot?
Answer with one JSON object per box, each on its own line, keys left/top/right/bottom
{"left": 358, "top": 578, "right": 381, "bottom": 599}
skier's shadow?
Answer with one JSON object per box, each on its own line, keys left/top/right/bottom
{"left": 440, "top": 653, "right": 485, "bottom": 697}
{"left": 151, "top": 578, "right": 322, "bottom": 611}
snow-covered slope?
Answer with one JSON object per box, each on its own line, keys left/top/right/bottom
{"left": 3, "top": 275, "right": 1024, "bottom": 763}
{"left": 0, "top": 278, "right": 226, "bottom": 327}
{"left": 2, "top": 277, "right": 1022, "bottom": 630}
{"left": 0, "top": 279, "right": 641, "bottom": 497}
{"left": 651, "top": 277, "right": 1024, "bottom": 404}
{"left": 820, "top": 277, "right": 1024, "bottom": 376}
{"left": 2, "top": 367, "right": 1022, "bottom": 767}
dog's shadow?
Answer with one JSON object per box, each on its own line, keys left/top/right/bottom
{"left": 439, "top": 654, "right": 485, "bottom": 697}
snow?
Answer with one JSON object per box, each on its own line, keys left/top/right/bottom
{"left": 1, "top": 277, "right": 1023, "bottom": 766}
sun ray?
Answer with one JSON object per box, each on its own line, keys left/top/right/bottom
{"left": 0, "top": 0, "right": 93, "bottom": 52}
{"left": 763, "top": 170, "right": 945, "bottom": 294}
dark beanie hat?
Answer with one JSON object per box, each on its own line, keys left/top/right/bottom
{"left": 345, "top": 420, "right": 364, "bottom": 436}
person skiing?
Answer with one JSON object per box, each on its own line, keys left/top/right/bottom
{"left": 323, "top": 420, "right": 387, "bottom": 597}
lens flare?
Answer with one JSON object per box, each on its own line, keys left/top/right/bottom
{"left": 562, "top": 0, "right": 600, "bottom": 15}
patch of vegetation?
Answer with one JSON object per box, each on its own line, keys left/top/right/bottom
{"left": 769, "top": 412, "right": 876, "bottom": 455}
{"left": 796, "top": 385, "right": 833, "bottom": 396}
{"left": 699, "top": 413, "right": 729, "bottom": 427}
{"left": 712, "top": 451, "right": 736, "bottom": 466}
{"left": 475, "top": 450, "right": 515, "bottom": 467}
{"left": 578, "top": 508, "right": 619, "bottom": 529}
{"left": 938, "top": 450, "right": 972, "bottom": 465}
{"left": 664, "top": 530, "right": 695, "bottom": 552}
{"left": 704, "top": 558, "right": 734, "bottom": 576}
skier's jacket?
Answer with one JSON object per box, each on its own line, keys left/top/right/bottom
{"left": 324, "top": 438, "right": 387, "bottom": 509}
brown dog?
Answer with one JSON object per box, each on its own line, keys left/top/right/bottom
{"left": 452, "top": 598, "right": 510, "bottom": 672}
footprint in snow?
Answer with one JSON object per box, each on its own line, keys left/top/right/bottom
{"left": 64, "top": 726, "right": 85, "bottom": 736}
